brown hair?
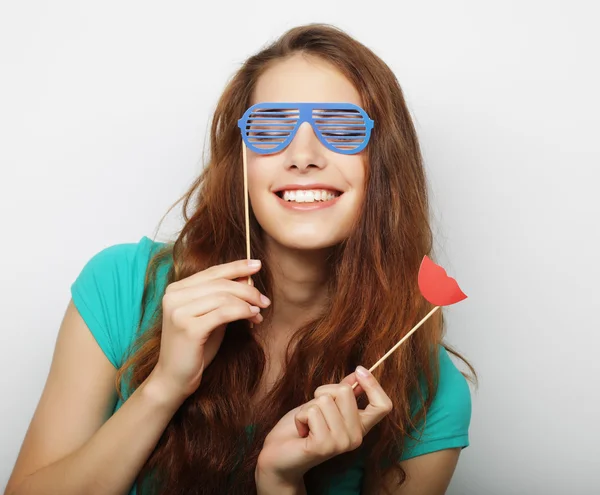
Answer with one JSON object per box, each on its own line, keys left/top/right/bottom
{"left": 117, "top": 23, "right": 475, "bottom": 494}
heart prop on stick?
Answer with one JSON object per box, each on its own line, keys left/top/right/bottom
{"left": 352, "top": 256, "right": 467, "bottom": 389}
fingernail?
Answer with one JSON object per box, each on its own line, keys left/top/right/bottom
{"left": 248, "top": 259, "right": 261, "bottom": 267}
{"left": 356, "top": 366, "right": 370, "bottom": 378}
{"left": 249, "top": 305, "right": 260, "bottom": 314}
{"left": 260, "top": 294, "right": 271, "bottom": 305}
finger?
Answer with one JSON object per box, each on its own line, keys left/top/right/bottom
{"left": 293, "top": 399, "right": 317, "bottom": 437}
{"left": 354, "top": 366, "right": 394, "bottom": 433}
{"left": 248, "top": 312, "right": 263, "bottom": 325}
{"left": 314, "top": 385, "right": 362, "bottom": 448}
{"left": 170, "top": 293, "right": 261, "bottom": 334}
{"left": 294, "top": 409, "right": 309, "bottom": 438}
{"left": 295, "top": 404, "right": 330, "bottom": 442}
{"left": 313, "top": 394, "right": 353, "bottom": 450}
{"left": 340, "top": 372, "right": 364, "bottom": 397}
{"left": 193, "top": 302, "right": 262, "bottom": 339}
{"left": 236, "top": 276, "right": 254, "bottom": 287}
{"left": 163, "top": 278, "right": 270, "bottom": 310}
{"left": 170, "top": 259, "right": 262, "bottom": 290}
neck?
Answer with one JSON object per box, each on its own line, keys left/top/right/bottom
{"left": 261, "top": 239, "right": 331, "bottom": 339}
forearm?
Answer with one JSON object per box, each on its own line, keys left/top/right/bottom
{"left": 256, "top": 481, "right": 307, "bottom": 495}
{"left": 9, "top": 374, "right": 184, "bottom": 495}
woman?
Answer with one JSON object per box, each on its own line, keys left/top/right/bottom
{"left": 6, "top": 24, "right": 473, "bottom": 495}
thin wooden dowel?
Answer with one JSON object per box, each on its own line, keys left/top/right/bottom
{"left": 242, "top": 143, "right": 254, "bottom": 328}
{"left": 242, "top": 142, "right": 251, "bottom": 274}
{"left": 352, "top": 306, "right": 440, "bottom": 390}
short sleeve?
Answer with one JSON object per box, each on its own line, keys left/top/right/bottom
{"left": 400, "top": 346, "right": 472, "bottom": 460}
{"left": 70, "top": 236, "right": 164, "bottom": 369}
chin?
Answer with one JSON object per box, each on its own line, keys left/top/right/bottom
{"left": 287, "top": 240, "right": 339, "bottom": 251}
{"left": 266, "top": 232, "right": 345, "bottom": 252}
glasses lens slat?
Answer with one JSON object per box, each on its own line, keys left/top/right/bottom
{"left": 312, "top": 107, "right": 368, "bottom": 152}
{"left": 243, "top": 109, "right": 299, "bottom": 151}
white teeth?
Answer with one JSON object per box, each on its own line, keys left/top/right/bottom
{"left": 281, "top": 189, "right": 339, "bottom": 203}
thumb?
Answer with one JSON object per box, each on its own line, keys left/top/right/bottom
{"left": 340, "top": 371, "right": 364, "bottom": 398}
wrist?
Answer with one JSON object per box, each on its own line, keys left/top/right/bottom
{"left": 255, "top": 464, "right": 306, "bottom": 495}
{"left": 142, "top": 370, "right": 189, "bottom": 412}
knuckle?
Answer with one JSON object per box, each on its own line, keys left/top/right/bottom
{"left": 161, "top": 292, "right": 175, "bottom": 311}
{"left": 336, "top": 383, "right": 353, "bottom": 398}
{"left": 383, "top": 398, "right": 394, "bottom": 413}
{"left": 239, "top": 283, "right": 254, "bottom": 298}
{"left": 314, "top": 385, "right": 327, "bottom": 397}
{"left": 323, "top": 438, "right": 337, "bottom": 456}
{"left": 333, "top": 435, "right": 351, "bottom": 452}
{"left": 215, "top": 292, "right": 231, "bottom": 306}
{"left": 340, "top": 383, "right": 353, "bottom": 395}
{"left": 317, "top": 395, "right": 333, "bottom": 407}
{"left": 307, "top": 404, "right": 321, "bottom": 419}
{"left": 238, "top": 283, "right": 260, "bottom": 303}
{"left": 216, "top": 305, "right": 234, "bottom": 321}
{"left": 252, "top": 287, "right": 263, "bottom": 301}
{"left": 170, "top": 307, "right": 187, "bottom": 328}
{"left": 216, "top": 302, "right": 245, "bottom": 321}
{"left": 350, "top": 432, "right": 363, "bottom": 450}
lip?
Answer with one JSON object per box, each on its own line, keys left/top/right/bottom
{"left": 272, "top": 183, "right": 344, "bottom": 211}
{"left": 275, "top": 193, "right": 342, "bottom": 211}
{"left": 272, "top": 183, "right": 343, "bottom": 194}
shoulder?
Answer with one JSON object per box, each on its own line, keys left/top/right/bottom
{"left": 434, "top": 346, "right": 472, "bottom": 425}
{"left": 73, "top": 235, "right": 165, "bottom": 274}
{"left": 70, "top": 236, "right": 170, "bottom": 368}
{"left": 401, "top": 345, "right": 472, "bottom": 460}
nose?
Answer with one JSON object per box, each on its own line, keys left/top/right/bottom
{"left": 285, "top": 122, "right": 327, "bottom": 172}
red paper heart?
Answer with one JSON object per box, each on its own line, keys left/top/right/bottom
{"left": 418, "top": 256, "right": 467, "bottom": 306}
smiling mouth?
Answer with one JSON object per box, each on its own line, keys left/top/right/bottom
{"left": 275, "top": 189, "right": 342, "bottom": 203}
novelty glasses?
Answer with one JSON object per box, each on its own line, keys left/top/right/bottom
{"left": 237, "top": 102, "right": 374, "bottom": 155}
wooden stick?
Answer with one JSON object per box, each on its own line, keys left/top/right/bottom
{"left": 242, "top": 142, "right": 251, "bottom": 267}
{"left": 242, "top": 143, "right": 254, "bottom": 328}
{"left": 242, "top": 142, "right": 252, "bottom": 283}
{"left": 352, "top": 306, "right": 440, "bottom": 390}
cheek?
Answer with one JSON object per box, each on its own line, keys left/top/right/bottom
{"left": 246, "top": 157, "right": 267, "bottom": 187}
{"left": 344, "top": 156, "right": 367, "bottom": 193}
{"left": 246, "top": 158, "right": 274, "bottom": 208}
{"left": 345, "top": 158, "right": 367, "bottom": 219}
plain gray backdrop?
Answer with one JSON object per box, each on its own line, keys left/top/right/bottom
{"left": 1, "top": 1, "right": 599, "bottom": 493}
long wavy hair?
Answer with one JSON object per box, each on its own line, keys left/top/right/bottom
{"left": 116, "top": 23, "right": 475, "bottom": 495}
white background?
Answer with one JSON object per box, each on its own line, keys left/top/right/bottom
{"left": 1, "top": 1, "right": 599, "bottom": 493}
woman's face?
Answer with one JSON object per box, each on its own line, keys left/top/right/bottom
{"left": 247, "top": 54, "right": 367, "bottom": 251}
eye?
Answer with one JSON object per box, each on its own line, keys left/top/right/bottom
{"left": 244, "top": 108, "right": 299, "bottom": 151}
{"left": 312, "top": 108, "right": 368, "bottom": 151}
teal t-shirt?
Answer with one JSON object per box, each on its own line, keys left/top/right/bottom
{"left": 71, "top": 236, "right": 472, "bottom": 494}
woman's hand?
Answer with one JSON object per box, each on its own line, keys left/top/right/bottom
{"left": 149, "top": 259, "right": 271, "bottom": 404}
{"left": 255, "top": 366, "right": 393, "bottom": 489}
